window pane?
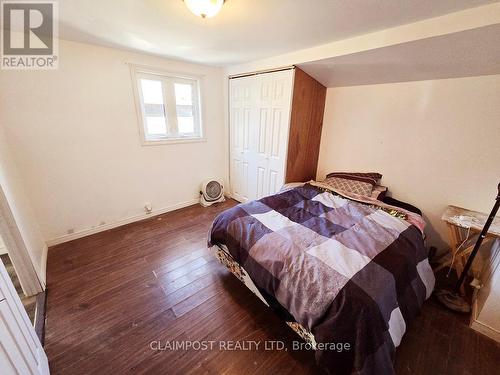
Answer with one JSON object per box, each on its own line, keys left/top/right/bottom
{"left": 174, "top": 83, "right": 193, "bottom": 105}
{"left": 176, "top": 104, "right": 195, "bottom": 134}
{"left": 140, "top": 78, "right": 167, "bottom": 138}
{"left": 143, "top": 103, "right": 165, "bottom": 117}
{"left": 140, "top": 79, "right": 164, "bottom": 104}
{"left": 178, "top": 116, "right": 195, "bottom": 134}
{"left": 146, "top": 116, "right": 167, "bottom": 135}
{"left": 176, "top": 105, "right": 193, "bottom": 118}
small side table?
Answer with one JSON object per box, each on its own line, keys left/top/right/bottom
{"left": 438, "top": 205, "right": 500, "bottom": 277}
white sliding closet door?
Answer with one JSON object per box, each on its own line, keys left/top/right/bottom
{"left": 254, "top": 70, "right": 293, "bottom": 199}
{"left": 229, "top": 76, "right": 253, "bottom": 203}
{"left": 229, "top": 69, "right": 294, "bottom": 202}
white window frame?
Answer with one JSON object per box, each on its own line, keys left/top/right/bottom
{"left": 130, "top": 64, "right": 205, "bottom": 145}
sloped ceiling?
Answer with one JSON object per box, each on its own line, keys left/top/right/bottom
{"left": 299, "top": 24, "right": 500, "bottom": 87}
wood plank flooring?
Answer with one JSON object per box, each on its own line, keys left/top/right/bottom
{"left": 46, "top": 200, "right": 500, "bottom": 374}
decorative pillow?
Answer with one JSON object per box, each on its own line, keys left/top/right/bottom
{"left": 325, "top": 172, "right": 382, "bottom": 186}
{"left": 371, "top": 185, "right": 388, "bottom": 200}
{"left": 323, "top": 176, "right": 373, "bottom": 197}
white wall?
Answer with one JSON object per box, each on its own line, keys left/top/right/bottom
{"left": 0, "top": 126, "right": 47, "bottom": 285}
{"left": 0, "top": 39, "right": 227, "bottom": 244}
{"left": 317, "top": 75, "right": 500, "bottom": 249}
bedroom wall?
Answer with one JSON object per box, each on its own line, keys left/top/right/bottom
{"left": 317, "top": 74, "right": 500, "bottom": 249}
{"left": 0, "top": 39, "right": 227, "bottom": 244}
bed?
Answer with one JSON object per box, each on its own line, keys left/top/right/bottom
{"left": 208, "top": 180, "right": 435, "bottom": 374}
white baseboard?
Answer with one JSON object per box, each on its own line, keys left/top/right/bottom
{"left": 470, "top": 320, "right": 500, "bottom": 343}
{"left": 46, "top": 198, "right": 200, "bottom": 247}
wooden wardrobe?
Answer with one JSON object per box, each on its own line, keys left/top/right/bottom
{"left": 229, "top": 67, "right": 326, "bottom": 203}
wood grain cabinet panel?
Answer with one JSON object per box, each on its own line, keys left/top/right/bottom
{"left": 286, "top": 68, "right": 327, "bottom": 183}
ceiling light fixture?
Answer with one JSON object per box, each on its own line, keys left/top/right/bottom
{"left": 183, "top": 0, "right": 225, "bottom": 18}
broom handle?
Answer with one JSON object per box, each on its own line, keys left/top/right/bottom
{"left": 454, "top": 183, "right": 500, "bottom": 293}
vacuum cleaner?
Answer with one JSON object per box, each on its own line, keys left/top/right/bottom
{"left": 435, "top": 182, "right": 500, "bottom": 313}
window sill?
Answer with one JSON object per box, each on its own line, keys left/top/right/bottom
{"left": 141, "top": 137, "right": 207, "bottom": 146}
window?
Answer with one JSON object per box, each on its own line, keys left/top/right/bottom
{"left": 132, "top": 66, "right": 203, "bottom": 144}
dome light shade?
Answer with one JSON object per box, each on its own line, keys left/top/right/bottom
{"left": 184, "top": 0, "right": 225, "bottom": 18}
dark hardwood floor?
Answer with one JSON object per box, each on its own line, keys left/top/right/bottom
{"left": 46, "top": 200, "right": 500, "bottom": 374}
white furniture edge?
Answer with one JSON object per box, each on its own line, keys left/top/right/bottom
{"left": 0, "top": 185, "right": 44, "bottom": 295}
{"left": 471, "top": 298, "right": 500, "bottom": 342}
{"left": 0, "top": 258, "right": 49, "bottom": 374}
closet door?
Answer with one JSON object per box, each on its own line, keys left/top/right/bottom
{"left": 254, "top": 70, "right": 294, "bottom": 199}
{"left": 229, "top": 76, "right": 254, "bottom": 202}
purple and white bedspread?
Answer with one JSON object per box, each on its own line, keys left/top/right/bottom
{"left": 208, "top": 182, "right": 435, "bottom": 374}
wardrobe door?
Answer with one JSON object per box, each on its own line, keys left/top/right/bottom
{"left": 229, "top": 76, "right": 254, "bottom": 202}
{"left": 254, "top": 70, "right": 294, "bottom": 199}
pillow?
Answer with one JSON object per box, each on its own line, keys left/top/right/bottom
{"left": 371, "top": 185, "right": 388, "bottom": 200}
{"left": 325, "top": 172, "right": 382, "bottom": 186}
{"left": 323, "top": 176, "right": 373, "bottom": 197}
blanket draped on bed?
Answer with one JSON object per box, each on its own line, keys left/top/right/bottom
{"left": 208, "top": 183, "right": 435, "bottom": 374}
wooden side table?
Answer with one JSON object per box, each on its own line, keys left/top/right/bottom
{"left": 438, "top": 205, "right": 500, "bottom": 277}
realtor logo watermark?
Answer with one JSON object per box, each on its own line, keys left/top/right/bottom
{"left": 1, "top": 0, "right": 58, "bottom": 69}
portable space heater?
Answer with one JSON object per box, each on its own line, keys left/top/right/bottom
{"left": 200, "top": 180, "right": 225, "bottom": 207}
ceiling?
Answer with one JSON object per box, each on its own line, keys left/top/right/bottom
{"left": 299, "top": 24, "right": 500, "bottom": 87}
{"left": 58, "top": 0, "right": 497, "bottom": 66}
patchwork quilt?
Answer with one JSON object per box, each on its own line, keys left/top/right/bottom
{"left": 208, "top": 183, "right": 435, "bottom": 374}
